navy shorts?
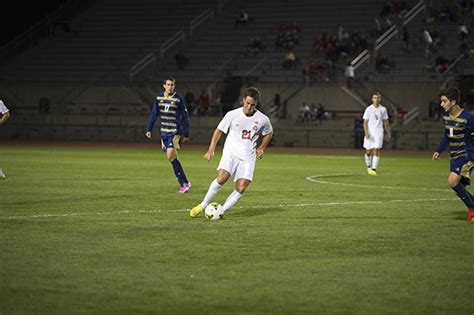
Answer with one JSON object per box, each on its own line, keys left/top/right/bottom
{"left": 161, "top": 134, "right": 181, "bottom": 152}
{"left": 450, "top": 156, "right": 474, "bottom": 185}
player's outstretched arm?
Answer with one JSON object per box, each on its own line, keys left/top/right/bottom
{"left": 145, "top": 131, "right": 152, "bottom": 139}
{"left": 204, "top": 128, "right": 223, "bottom": 161}
{"left": 256, "top": 132, "right": 273, "bottom": 159}
{"left": 432, "top": 152, "right": 440, "bottom": 160}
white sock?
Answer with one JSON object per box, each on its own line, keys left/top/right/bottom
{"left": 372, "top": 156, "right": 380, "bottom": 170}
{"left": 364, "top": 154, "right": 372, "bottom": 168}
{"left": 222, "top": 190, "right": 242, "bottom": 212}
{"left": 201, "top": 179, "right": 222, "bottom": 208}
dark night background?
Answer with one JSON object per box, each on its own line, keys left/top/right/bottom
{"left": 0, "top": 1, "right": 66, "bottom": 45}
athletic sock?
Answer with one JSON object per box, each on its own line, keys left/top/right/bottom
{"left": 222, "top": 190, "right": 242, "bottom": 212}
{"left": 452, "top": 183, "right": 474, "bottom": 208}
{"left": 372, "top": 156, "right": 380, "bottom": 170}
{"left": 364, "top": 154, "right": 372, "bottom": 168}
{"left": 171, "top": 159, "right": 188, "bottom": 186}
{"left": 201, "top": 179, "right": 222, "bottom": 208}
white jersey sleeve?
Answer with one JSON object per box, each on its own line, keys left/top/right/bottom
{"left": 217, "top": 111, "right": 234, "bottom": 134}
{"left": 262, "top": 116, "right": 273, "bottom": 136}
{"left": 0, "top": 100, "right": 9, "bottom": 114}
{"left": 362, "top": 106, "right": 370, "bottom": 120}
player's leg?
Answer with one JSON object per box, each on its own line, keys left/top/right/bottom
{"left": 222, "top": 159, "right": 255, "bottom": 213}
{"left": 363, "top": 136, "right": 373, "bottom": 173}
{"left": 190, "top": 153, "right": 235, "bottom": 218}
{"left": 190, "top": 170, "right": 231, "bottom": 218}
{"left": 364, "top": 149, "right": 372, "bottom": 171}
{"left": 222, "top": 178, "right": 250, "bottom": 212}
{"left": 369, "top": 133, "right": 384, "bottom": 175}
{"left": 371, "top": 148, "right": 381, "bottom": 173}
{"left": 450, "top": 160, "right": 474, "bottom": 223}
{"left": 164, "top": 136, "right": 190, "bottom": 193}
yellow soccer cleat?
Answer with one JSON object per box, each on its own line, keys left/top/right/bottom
{"left": 190, "top": 204, "right": 204, "bottom": 218}
{"left": 368, "top": 169, "right": 378, "bottom": 176}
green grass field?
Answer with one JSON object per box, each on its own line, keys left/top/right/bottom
{"left": 0, "top": 144, "right": 473, "bottom": 314}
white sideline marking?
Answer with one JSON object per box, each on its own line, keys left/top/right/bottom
{"left": 0, "top": 197, "right": 456, "bottom": 220}
{"left": 306, "top": 173, "right": 452, "bottom": 192}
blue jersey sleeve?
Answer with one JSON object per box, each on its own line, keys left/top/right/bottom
{"left": 178, "top": 95, "right": 190, "bottom": 137}
{"left": 146, "top": 100, "right": 159, "bottom": 132}
{"left": 436, "top": 133, "right": 448, "bottom": 154}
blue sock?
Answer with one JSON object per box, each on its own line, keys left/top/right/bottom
{"left": 452, "top": 183, "right": 474, "bottom": 208}
{"left": 171, "top": 159, "right": 188, "bottom": 186}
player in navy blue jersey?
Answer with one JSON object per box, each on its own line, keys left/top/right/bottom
{"left": 146, "top": 77, "right": 191, "bottom": 193}
{"left": 432, "top": 87, "right": 474, "bottom": 223}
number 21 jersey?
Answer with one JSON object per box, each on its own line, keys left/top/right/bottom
{"left": 217, "top": 108, "right": 273, "bottom": 161}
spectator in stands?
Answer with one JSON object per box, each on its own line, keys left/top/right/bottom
{"left": 244, "top": 37, "right": 264, "bottom": 56}
{"left": 197, "top": 90, "right": 210, "bottom": 115}
{"left": 396, "top": 105, "right": 408, "bottom": 119}
{"left": 459, "top": 22, "right": 469, "bottom": 40}
{"left": 296, "top": 102, "right": 311, "bottom": 123}
{"left": 401, "top": 27, "right": 411, "bottom": 54}
{"left": 290, "top": 22, "right": 302, "bottom": 44}
{"left": 282, "top": 50, "right": 297, "bottom": 69}
{"left": 337, "top": 24, "right": 349, "bottom": 42}
{"left": 175, "top": 51, "right": 189, "bottom": 70}
{"left": 423, "top": 28, "right": 434, "bottom": 58}
{"left": 316, "top": 103, "right": 327, "bottom": 123}
{"left": 399, "top": 1, "right": 408, "bottom": 18}
{"left": 210, "top": 93, "right": 222, "bottom": 116}
{"left": 425, "top": 6, "right": 436, "bottom": 24}
{"left": 235, "top": 9, "right": 249, "bottom": 28}
{"left": 435, "top": 56, "right": 450, "bottom": 73}
{"left": 375, "top": 54, "right": 392, "bottom": 73}
{"left": 344, "top": 63, "right": 355, "bottom": 89}
{"left": 439, "top": 2, "right": 455, "bottom": 22}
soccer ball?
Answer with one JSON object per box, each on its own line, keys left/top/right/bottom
{"left": 205, "top": 202, "right": 224, "bottom": 220}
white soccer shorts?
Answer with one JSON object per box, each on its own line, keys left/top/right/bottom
{"left": 217, "top": 152, "right": 255, "bottom": 182}
{"left": 363, "top": 133, "right": 384, "bottom": 149}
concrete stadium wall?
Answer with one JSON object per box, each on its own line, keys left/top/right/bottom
{"left": 0, "top": 83, "right": 445, "bottom": 150}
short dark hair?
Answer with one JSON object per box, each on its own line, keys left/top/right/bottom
{"left": 373, "top": 91, "right": 382, "bottom": 98}
{"left": 440, "top": 87, "right": 460, "bottom": 104}
{"left": 244, "top": 87, "right": 261, "bottom": 104}
{"left": 163, "top": 76, "right": 176, "bottom": 84}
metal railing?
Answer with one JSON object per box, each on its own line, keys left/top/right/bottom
{"left": 190, "top": 9, "right": 214, "bottom": 36}
{"left": 351, "top": 0, "right": 425, "bottom": 71}
{"left": 160, "top": 31, "right": 186, "bottom": 60}
{"left": 402, "top": 106, "right": 419, "bottom": 125}
{"left": 130, "top": 53, "right": 156, "bottom": 82}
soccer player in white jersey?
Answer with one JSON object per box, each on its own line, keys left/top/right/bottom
{"left": 190, "top": 87, "right": 273, "bottom": 218}
{"left": 0, "top": 100, "right": 11, "bottom": 180}
{"left": 363, "top": 92, "right": 391, "bottom": 176}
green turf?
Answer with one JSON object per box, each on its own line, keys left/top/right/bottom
{"left": 0, "top": 145, "right": 472, "bottom": 314}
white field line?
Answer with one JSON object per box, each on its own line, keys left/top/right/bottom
{"left": 0, "top": 197, "right": 457, "bottom": 220}
{"left": 306, "top": 174, "right": 452, "bottom": 192}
